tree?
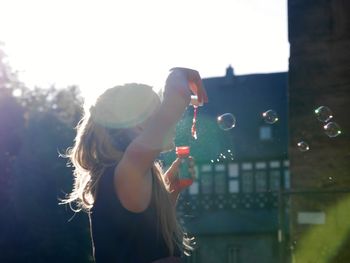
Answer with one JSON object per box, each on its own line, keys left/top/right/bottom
{"left": 0, "top": 43, "right": 92, "bottom": 262}
{"left": 0, "top": 43, "right": 26, "bottom": 262}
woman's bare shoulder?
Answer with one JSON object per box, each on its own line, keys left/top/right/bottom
{"left": 113, "top": 162, "right": 153, "bottom": 213}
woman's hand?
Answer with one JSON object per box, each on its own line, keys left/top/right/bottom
{"left": 165, "top": 67, "right": 208, "bottom": 105}
{"left": 163, "top": 157, "right": 196, "bottom": 197}
{"left": 170, "top": 67, "right": 208, "bottom": 105}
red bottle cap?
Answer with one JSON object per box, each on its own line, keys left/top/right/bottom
{"left": 175, "top": 146, "right": 190, "bottom": 158}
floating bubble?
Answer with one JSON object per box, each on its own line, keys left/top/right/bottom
{"left": 210, "top": 160, "right": 214, "bottom": 163}
{"left": 297, "top": 141, "right": 310, "bottom": 152}
{"left": 262, "top": 110, "right": 278, "bottom": 124}
{"left": 227, "top": 150, "right": 234, "bottom": 160}
{"left": 221, "top": 154, "right": 226, "bottom": 159}
{"left": 314, "top": 106, "right": 333, "bottom": 123}
{"left": 217, "top": 113, "right": 236, "bottom": 130}
{"left": 324, "top": 122, "right": 341, "bottom": 138}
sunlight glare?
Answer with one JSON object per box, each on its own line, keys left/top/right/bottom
{"left": 0, "top": 0, "right": 289, "bottom": 101}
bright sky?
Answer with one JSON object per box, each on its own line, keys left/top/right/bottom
{"left": 0, "top": 0, "right": 289, "bottom": 101}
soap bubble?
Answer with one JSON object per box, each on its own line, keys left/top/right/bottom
{"left": 217, "top": 113, "right": 236, "bottom": 130}
{"left": 314, "top": 106, "right": 333, "bottom": 123}
{"left": 297, "top": 141, "right": 310, "bottom": 152}
{"left": 324, "top": 122, "right": 341, "bottom": 138}
{"left": 219, "top": 153, "right": 227, "bottom": 160}
{"left": 226, "top": 149, "right": 234, "bottom": 160}
{"left": 262, "top": 110, "right": 278, "bottom": 124}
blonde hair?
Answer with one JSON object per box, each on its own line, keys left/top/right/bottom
{"left": 60, "top": 84, "right": 193, "bottom": 255}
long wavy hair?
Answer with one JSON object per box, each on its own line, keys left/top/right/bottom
{"left": 60, "top": 84, "right": 193, "bottom": 256}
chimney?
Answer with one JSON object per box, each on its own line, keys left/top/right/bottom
{"left": 225, "top": 65, "right": 235, "bottom": 83}
{"left": 226, "top": 65, "right": 234, "bottom": 77}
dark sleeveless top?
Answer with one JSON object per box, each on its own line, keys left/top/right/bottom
{"left": 90, "top": 165, "right": 182, "bottom": 263}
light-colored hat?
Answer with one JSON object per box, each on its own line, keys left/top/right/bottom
{"left": 91, "top": 83, "right": 160, "bottom": 129}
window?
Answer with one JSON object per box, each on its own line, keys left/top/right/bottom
{"left": 201, "top": 164, "right": 212, "bottom": 172}
{"left": 260, "top": 126, "right": 272, "bottom": 140}
{"left": 269, "top": 170, "right": 281, "bottom": 191}
{"left": 215, "top": 172, "right": 226, "bottom": 194}
{"left": 229, "top": 163, "right": 239, "bottom": 178}
{"left": 255, "top": 171, "right": 267, "bottom": 192}
{"left": 242, "top": 162, "right": 253, "bottom": 170}
{"left": 189, "top": 181, "right": 199, "bottom": 194}
{"left": 215, "top": 164, "right": 225, "bottom": 172}
{"left": 270, "top": 160, "right": 281, "bottom": 168}
{"left": 255, "top": 162, "right": 267, "bottom": 169}
{"left": 283, "top": 160, "right": 290, "bottom": 167}
{"left": 284, "top": 170, "right": 290, "bottom": 189}
{"left": 188, "top": 165, "right": 199, "bottom": 195}
{"left": 229, "top": 180, "right": 239, "bottom": 193}
{"left": 241, "top": 171, "right": 254, "bottom": 193}
{"left": 201, "top": 172, "right": 213, "bottom": 194}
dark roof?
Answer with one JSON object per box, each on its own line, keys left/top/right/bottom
{"left": 172, "top": 70, "right": 288, "bottom": 162}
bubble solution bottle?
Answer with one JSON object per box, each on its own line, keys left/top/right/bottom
{"left": 175, "top": 146, "right": 193, "bottom": 186}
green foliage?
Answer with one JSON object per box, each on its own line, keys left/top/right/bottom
{"left": 0, "top": 46, "right": 92, "bottom": 263}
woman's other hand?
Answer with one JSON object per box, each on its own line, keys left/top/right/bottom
{"left": 163, "top": 156, "right": 196, "bottom": 194}
{"left": 165, "top": 67, "right": 208, "bottom": 105}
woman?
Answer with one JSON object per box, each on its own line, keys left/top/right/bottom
{"left": 61, "top": 68, "right": 208, "bottom": 263}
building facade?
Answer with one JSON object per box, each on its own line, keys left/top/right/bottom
{"left": 162, "top": 66, "right": 289, "bottom": 263}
